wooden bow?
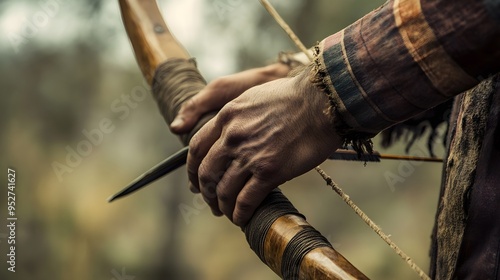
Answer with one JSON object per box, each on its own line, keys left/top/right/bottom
{"left": 118, "top": 0, "right": 368, "bottom": 279}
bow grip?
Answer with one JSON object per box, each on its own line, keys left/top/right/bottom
{"left": 119, "top": 1, "right": 369, "bottom": 278}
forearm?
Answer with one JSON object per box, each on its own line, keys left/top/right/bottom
{"left": 314, "top": 0, "right": 500, "bottom": 136}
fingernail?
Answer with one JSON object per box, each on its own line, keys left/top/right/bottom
{"left": 233, "top": 214, "right": 247, "bottom": 227}
{"left": 212, "top": 209, "right": 223, "bottom": 217}
{"left": 171, "top": 117, "right": 184, "bottom": 128}
{"left": 233, "top": 218, "right": 242, "bottom": 227}
{"left": 233, "top": 216, "right": 242, "bottom": 227}
{"left": 189, "top": 183, "right": 200, "bottom": 193}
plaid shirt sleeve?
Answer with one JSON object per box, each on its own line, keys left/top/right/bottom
{"left": 314, "top": 0, "right": 500, "bottom": 135}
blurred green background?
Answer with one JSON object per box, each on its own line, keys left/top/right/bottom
{"left": 0, "top": 0, "right": 446, "bottom": 279}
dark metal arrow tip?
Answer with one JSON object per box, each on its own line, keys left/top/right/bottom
{"left": 108, "top": 146, "right": 189, "bottom": 202}
{"left": 107, "top": 194, "right": 119, "bottom": 203}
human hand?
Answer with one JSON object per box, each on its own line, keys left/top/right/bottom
{"left": 187, "top": 66, "right": 343, "bottom": 227}
{"left": 170, "top": 63, "right": 291, "bottom": 134}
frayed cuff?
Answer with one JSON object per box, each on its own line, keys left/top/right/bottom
{"left": 310, "top": 42, "right": 375, "bottom": 156}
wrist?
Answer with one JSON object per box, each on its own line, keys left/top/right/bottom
{"left": 295, "top": 63, "right": 375, "bottom": 156}
{"left": 309, "top": 44, "right": 375, "bottom": 155}
{"left": 292, "top": 65, "right": 344, "bottom": 153}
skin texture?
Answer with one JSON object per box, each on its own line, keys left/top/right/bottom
{"left": 170, "top": 63, "right": 291, "bottom": 134}
{"left": 171, "top": 64, "right": 342, "bottom": 226}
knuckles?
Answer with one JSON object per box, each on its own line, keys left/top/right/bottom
{"left": 197, "top": 162, "right": 221, "bottom": 188}
{"left": 197, "top": 162, "right": 211, "bottom": 185}
{"left": 201, "top": 181, "right": 218, "bottom": 200}
{"left": 216, "top": 188, "right": 231, "bottom": 205}
{"left": 224, "top": 125, "right": 248, "bottom": 147}
{"left": 182, "top": 97, "right": 197, "bottom": 113}
{"left": 188, "top": 134, "right": 203, "bottom": 161}
{"left": 216, "top": 102, "right": 239, "bottom": 126}
{"left": 198, "top": 161, "right": 225, "bottom": 195}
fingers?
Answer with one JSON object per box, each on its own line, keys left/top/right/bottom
{"left": 232, "top": 176, "right": 273, "bottom": 227}
{"left": 197, "top": 140, "right": 232, "bottom": 217}
{"left": 170, "top": 83, "right": 235, "bottom": 134}
{"left": 199, "top": 156, "right": 273, "bottom": 226}
{"left": 216, "top": 160, "right": 252, "bottom": 219}
{"left": 170, "top": 92, "right": 211, "bottom": 134}
{"left": 188, "top": 182, "right": 200, "bottom": 193}
{"left": 187, "top": 118, "right": 221, "bottom": 193}
{"left": 188, "top": 123, "right": 270, "bottom": 224}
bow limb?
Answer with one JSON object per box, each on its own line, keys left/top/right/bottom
{"left": 119, "top": 0, "right": 189, "bottom": 84}
{"left": 119, "top": 1, "right": 369, "bottom": 279}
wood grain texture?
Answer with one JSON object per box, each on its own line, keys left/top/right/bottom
{"left": 264, "top": 215, "right": 310, "bottom": 276}
{"left": 264, "top": 215, "right": 369, "bottom": 279}
{"left": 119, "top": 0, "right": 190, "bottom": 84}
{"left": 299, "top": 248, "right": 369, "bottom": 280}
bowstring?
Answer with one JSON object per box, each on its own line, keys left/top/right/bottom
{"left": 259, "top": 1, "right": 431, "bottom": 279}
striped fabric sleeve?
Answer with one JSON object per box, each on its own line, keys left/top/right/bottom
{"left": 314, "top": 0, "right": 500, "bottom": 135}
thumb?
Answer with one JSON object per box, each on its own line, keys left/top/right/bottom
{"left": 170, "top": 96, "right": 202, "bottom": 134}
{"left": 170, "top": 80, "right": 241, "bottom": 134}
